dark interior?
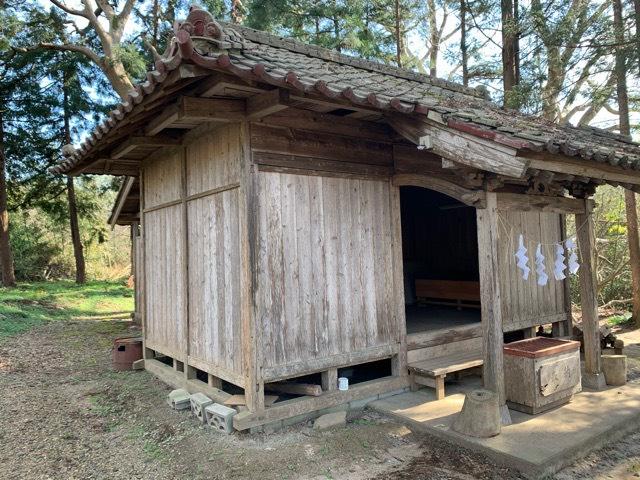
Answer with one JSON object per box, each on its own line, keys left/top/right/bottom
{"left": 400, "top": 186, "right": 481, "bottom": 334}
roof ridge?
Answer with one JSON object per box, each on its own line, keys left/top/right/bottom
{"left": 221, "top": 21, "right": 490, "bottom": 102}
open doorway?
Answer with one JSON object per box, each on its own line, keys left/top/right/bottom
{"left": 400, "top": 186, "right": 481, "bottom": 336}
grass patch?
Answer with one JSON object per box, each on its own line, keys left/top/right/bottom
{"left": 606, "top": 312, "right": 633, "bottom": 327}
{"left": 0, "top": 280, "right": 134, "bottom": 338}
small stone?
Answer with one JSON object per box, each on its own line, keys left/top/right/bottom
{"left": 313, "top": 411, "right": 346, "bottom": 431}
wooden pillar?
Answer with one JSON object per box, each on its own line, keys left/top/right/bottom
{"left": 476, "top": 191, "right": 511, "bottom": 425}
{"left": 239, "top": 120, "right": 265, "bottom": 412}
{"left": 389, "top": 183, "right": 408, "bottom": 377}
{"left": 575, "top": 202, "right": 606, "bottom": 390}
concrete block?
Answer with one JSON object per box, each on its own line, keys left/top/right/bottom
{"left": 190, "top": 392, "right": 213, "bottom": 423}
{"left": 313, "top": 411, "right": 346, "bottom": 431}
{"left": 132, "top": 359, "right": 145, "bottom": 371}
{"left": 205, "top": 402, "right": 236, "bottom": 433}
{"left": 167, "top": 389, "right": 191, "bottom": 410}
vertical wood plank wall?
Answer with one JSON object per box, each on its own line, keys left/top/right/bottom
{"left": 143, "top": 148, "right": 186, "bottom": 359}
{"left": 256, "top": 171, "right": 400, "bottom": 379}
{"left": 185, "top": 124, "right": 243, "bottom": 380}
{"left": 497, "top": 210, "right": 569, "bottom": 332}
{"left": 142, "top": 124, "right": 243, "bottom": 382}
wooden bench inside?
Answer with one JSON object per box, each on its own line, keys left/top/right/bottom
{"left": 415, "top": 279, "right": 480, "bottom": 309}
{"left": 408, "top": 348, "right": 483, "bottom": 400}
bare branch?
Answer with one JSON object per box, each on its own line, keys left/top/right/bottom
{"left": 38, "top": 42, "right": 102, "bottom": 66}
{"left": 142, "top": 37, "right": 162, "bottom": 62}
{"left": 49, "top": 0, "right": 89, "bottom": 18}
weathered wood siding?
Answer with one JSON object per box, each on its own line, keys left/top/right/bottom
{"left": 144, "top": 204, "right": 187, "bottom": 358}
{"left": 498, "top": 210, "right": 569, "bottom": 332}
{"left": 256, "top": 171, "right": 399, "bottom": 379}
{"left": 142, "top": 125, "right": 244, "bottom": 381}
{"left": 186, "top": 124, "right": 243, "bottom": 379}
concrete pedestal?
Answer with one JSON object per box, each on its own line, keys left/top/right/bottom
{"left": 452, "top": 389, "right": 501, "bottom": 438}
{"left": 602, "top": 355, "right": 627, "bottom": 386}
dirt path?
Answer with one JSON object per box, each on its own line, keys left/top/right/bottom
{"left": 0, "top": 317, "right": 500, "bottom": 480}
{"left": 4, "top": 317, "right": 640, "bottom": 479}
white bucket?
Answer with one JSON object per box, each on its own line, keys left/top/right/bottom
{"left": 338, "top": 377, "right": 349, "bottom": 391}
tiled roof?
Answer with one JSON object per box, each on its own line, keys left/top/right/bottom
{"left": 52, "top": 6, "right": 640, "bottom": 175}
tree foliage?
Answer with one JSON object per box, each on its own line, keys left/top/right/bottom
{"left": 0, "top": 0, "right": 638, "bottom": 301}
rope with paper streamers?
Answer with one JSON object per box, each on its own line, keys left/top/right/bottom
{"left": 497, "top": 213, "right": 587, "bottom": 285}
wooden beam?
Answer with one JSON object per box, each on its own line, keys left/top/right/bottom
{"left": 387, "top": 114, "right": 528, "bottom": 178}
{"left": 145, "top": 97, "right": 246, "bottom": 135}
{"left": 476, "top": 191, "right": 511, "bottom": 425}
{"left": 255, "top": 107, "right": 394, "bottom": 141}
{"left": 393, "top": 173, "right": 486, "bottom": 207}
{"left": 575, "top": 202, "right": 607, "bottom": 390}
{"left": 109, "top": 176, "right": 136, "bottom": 228}
{"left": 496, "top": 192, "right": 593, "bottom": 214}
{"left": 233, "top": 376, "right": 409, "bottom": 431}
{"left": 526, "top": 154, "right": 640, "bottom": 186}
{"left": 146, "top": 104, "right": 180, "bottom": 135}
{"left": 246, "top": 89, "right": 290, "bottom": 119}
{"left": 111, "top": 135, "right": 181, "bottom": 159}
{"left": 180, "top": 96, "right": 245, "bottom": 122}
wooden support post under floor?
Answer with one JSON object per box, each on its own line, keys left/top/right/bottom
{"left": 575, "top": 202, "right": 606, "bottom": 390}
{"left": 476, "top": 191, "right": 511, "bottom": 425}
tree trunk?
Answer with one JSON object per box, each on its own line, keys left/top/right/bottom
{"left": 513, "top": 0, "right": 520, "bottom": 85}
{"left": 460, "top": 0, "right": 468, "bottom": 86}
{"left": 634, "top": 0, "right": 640, "bottom": 72}
{"left": 0, "top": 109, "right": 16, "bottom": 287}
{"left": 395, "top": 0, "right": 402, "bottom": 67}
{"left": 428, "top": 0, "right": 438, "bottom": 77}
{"left": 614, "top": 0, "right": 640, "bottom": 324}
{"left": 63, "top": 74, "right": 86, "bottom": 284}
{"left": 501, "top": 0, "right": 517, "bottom": 108}
{"left": 101, "top": 59, "right": 134, "bottom": 100}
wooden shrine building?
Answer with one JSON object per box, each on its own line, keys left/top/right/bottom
{"left": 54, "top": 7, "right": 640, "bottom": 430}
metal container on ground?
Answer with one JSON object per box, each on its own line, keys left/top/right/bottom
{"left": 112, "top": 337, "right": 143, "bottom": 371}
{"left": 504, "top": 337, "right": 581, "bottom": 414}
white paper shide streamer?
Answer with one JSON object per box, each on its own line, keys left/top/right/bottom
{"left": 535, "top": 244, "right": 548, "bottom": 286}
{"left": 565, "top": 237, "right": 580, "bottom": 274}
{"left": 553, "top": 243, "right": 566, "bottom": 281}
{"left": 515, "top": 234, "right": 530, "bottom": 280}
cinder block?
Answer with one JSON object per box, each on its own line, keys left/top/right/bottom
{"left": 205, "top": 403, "right": 236, "bottom": 434}
{"left": 167, "top": 389, "right": 191, "bottom": 410}
{"left": 190, "top": 392, "right": 213, "bottom": 423}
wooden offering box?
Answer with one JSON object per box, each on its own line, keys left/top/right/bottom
{"left": 504, "top": 337, "right": 582, "bottom": 414}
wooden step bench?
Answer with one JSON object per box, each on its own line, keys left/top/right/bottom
{"left": 408, "top": 350, "right": 483, "bottom": 400}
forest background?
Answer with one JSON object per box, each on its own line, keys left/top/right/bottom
{"left": 1, "top": 0, "right": 639, "bottom": 314}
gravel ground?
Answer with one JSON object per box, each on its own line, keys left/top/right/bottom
{"left": 3, "top": 316, "right": 640, "bottom": 479}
